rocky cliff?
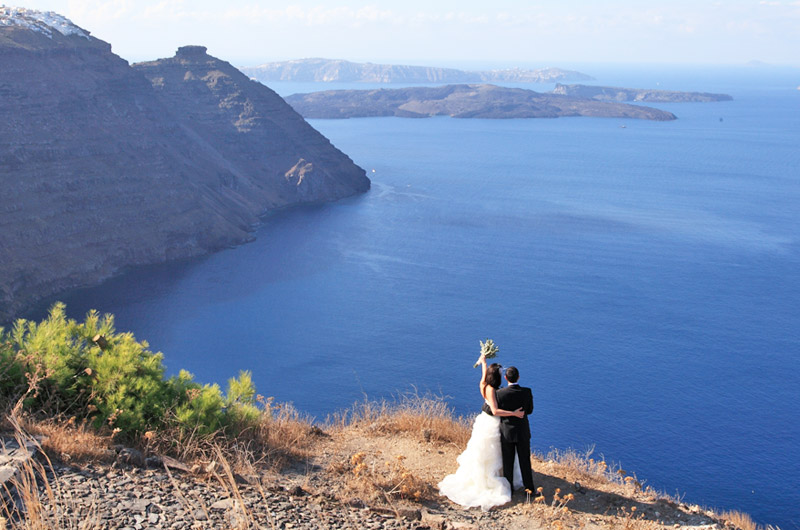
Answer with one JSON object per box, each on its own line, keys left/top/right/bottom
{"left": 285, "top": 84, "right": 677, "bottom": 120}
{"left": 0, "top": 9, "right": 369, "bottom": 322}
{"left": 241, "top": 58, "right": 593, "bottom": 84}
{"left": 133, "top": 46, "right": 369, "bottom": 207}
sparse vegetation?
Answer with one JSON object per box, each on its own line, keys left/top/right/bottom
{"left": 1, "top": 303, "right": 285, "bottom": 448}
{"left": 1, "top": 305, "right": 776, "bottom": 530}
{"left": 330, "top": 390, "right": 471, "bottom": 446}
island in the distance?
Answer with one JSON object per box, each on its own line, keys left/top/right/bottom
{"left": 284, "top": 84, "right": 678, "bottom": 121}
{"left": 241, "top": 58, "right": 594, "bottom": 84}
{"left": 553, "top": 83, "right": 733, "bottom": 102}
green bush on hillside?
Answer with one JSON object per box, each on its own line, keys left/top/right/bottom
{"left": 165, "top": 369, "right": 226, "bottom": 436}
{"left": 0, "top": 303, "right": 265, "bottom": 439}
{"left": 224, "top": 370, "right": 261, "bottom": 431}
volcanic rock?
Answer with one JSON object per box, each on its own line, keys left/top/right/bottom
{"left": 0, "top": 10, "right": 369, "bottom": 321}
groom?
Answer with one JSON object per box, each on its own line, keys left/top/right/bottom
{"left": 496, "top": 366, "right": 536, "bottom": 494}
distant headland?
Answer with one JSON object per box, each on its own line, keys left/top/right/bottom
{"left": 552, "top": 84, "right": 733, "bottom": 103}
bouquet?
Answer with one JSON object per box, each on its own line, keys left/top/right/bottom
{"left": 473, "top": 339, "right": 499, "bottom": 367}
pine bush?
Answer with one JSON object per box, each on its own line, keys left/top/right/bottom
{"left": 0, "top": 303, "right": 267, "bottom": 441}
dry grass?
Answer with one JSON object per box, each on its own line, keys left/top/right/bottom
{"left": 545, "top": 446, "right": 662, "bottom": 502}
{"left": 716, "top": 509, "right": 782, "bottom": 530}
{"left": 195, "top": 401, "right": 320, "bottom": 477}
{"left": 141, "top": 400, "right": 318, "bottom": 475}
{"left": 516, "top": 486, "right": 580, "bottom": 529}
{"left": 329, "top": 391, "right": 471, "bottom": 446}
{"left": 1, "top": 423, "right": 279, "bottom": 530}
{"left": 322, "top": 392, "right": 471, "bottom": 506}
{"left": 0, "top": 398, "right": 318, "bottom": 529}
{"left": 19, "top": 417, "right": 114, "bottom": 466}
{"left": 721, "top": 510, "right": 758, "bottom": 530}
{"left": 203, "top": 445, "right": 273, "bottom": 530}
{"left": 1, "top": 427, "right": 101, "bottom": 530}
{"left": 546, "top": 446, "right": 613, "bottom": 482}
{"left": 3, "top": 393, "right": 775, "bottom": 530}
{"left": 327, "top": 450, "right": 434, "bottom": 505}
{"left": 610, "top": 505, "right": 665, "bottom": 530}
{"left": 251, "top": 402, "right": 319, "bottom": 470}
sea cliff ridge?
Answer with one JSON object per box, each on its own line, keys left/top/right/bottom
{"left": 0, "top": 9, "right": 369, "bottom": 322}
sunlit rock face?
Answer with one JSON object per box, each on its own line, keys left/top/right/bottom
{"left": 0, "top": 13, "right": 368, "bottom": 321}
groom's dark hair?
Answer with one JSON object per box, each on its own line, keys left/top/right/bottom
{"left": 505, "top": 366, "right": 520, "bottom": 383}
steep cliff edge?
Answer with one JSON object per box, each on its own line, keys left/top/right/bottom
{"left": 133, "top": 46, "right": 369, "bottom": 207}
{"left": 0, "top": 9, "right": 369, "bottom": 322}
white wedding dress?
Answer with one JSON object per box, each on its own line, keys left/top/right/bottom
{"left": 438, "top": 410, "right": 523, "bottom": 511}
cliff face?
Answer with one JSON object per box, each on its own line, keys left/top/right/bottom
{"left": 133, "top": 46, "right": 369, "bottom": 207}
{"left": 0, "top": 11, "right": 368, "bottom": 322}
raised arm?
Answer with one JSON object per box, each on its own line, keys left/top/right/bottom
{"left": 478, "top": 353, "right": 489, "bottom": 396}
{"left": 476, "top": 354, "right": 523, "bottom": 418}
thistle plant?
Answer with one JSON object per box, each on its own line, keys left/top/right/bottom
{"left": 473, "top": 339, "right": 499, "bottom": 367}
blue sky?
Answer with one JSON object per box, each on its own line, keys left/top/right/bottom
{"left": 9, "top": 1, "right": 800, "bottom": 67}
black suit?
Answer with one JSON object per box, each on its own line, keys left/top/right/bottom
{"left": 496, "top": 383, "right": 535, "bottom": 491}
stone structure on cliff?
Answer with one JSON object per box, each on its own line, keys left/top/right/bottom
{"left": 0, "top": 9, "right": 369, "bottom": 322}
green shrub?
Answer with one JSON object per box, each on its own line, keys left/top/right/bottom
{"left": 1, "top": 303, "right": 267, "bottom": 441}
{"left": 6, "top": 303, "right": 89, "bottom": 411}
{"left": 166, "top": 370, "right": 225, "bottom": 436}
{"left": 224, "top": 370, "right": 261, "bottom": 432}
{"left": 85, "top": 329, "right": 168, "bottom": 433}
{"left": 0, "top": 333, "right": 27, "bottom": 404}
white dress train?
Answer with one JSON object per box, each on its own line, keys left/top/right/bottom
{"left": 438, "top": 412, "right": 523, "bottom": 511}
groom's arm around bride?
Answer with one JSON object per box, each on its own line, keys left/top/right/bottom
{"left": 496, "top": 366, "right": 536, "bottom": 493}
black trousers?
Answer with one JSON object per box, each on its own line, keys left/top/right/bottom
{"left": 501, "top": 437, "right": 535, "bottom": 491}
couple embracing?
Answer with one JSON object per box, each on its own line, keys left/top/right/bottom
{"left": 438, "top": 352, "right": 536, "bottom": 511}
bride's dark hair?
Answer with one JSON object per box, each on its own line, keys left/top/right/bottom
{"left": 486, "top": 363, "right": 502, "bottom": 389}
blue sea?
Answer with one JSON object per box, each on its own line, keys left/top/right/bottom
{"left": 42, "top": 65, "right": 799, "bottom": 527}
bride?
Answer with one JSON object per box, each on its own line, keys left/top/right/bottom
{"left": 438, "top": 352, "right": 524, "bottom": 510}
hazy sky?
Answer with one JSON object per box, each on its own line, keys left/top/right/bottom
{"left": 9, "top": 1, "right": 800, "bottom": 67}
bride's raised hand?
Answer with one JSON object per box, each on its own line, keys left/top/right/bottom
{"left": 513, "top": 407, "right": 524, "bottom": 418}
{"left": 476, "top": 352, "right": 487, "bottom": 366}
